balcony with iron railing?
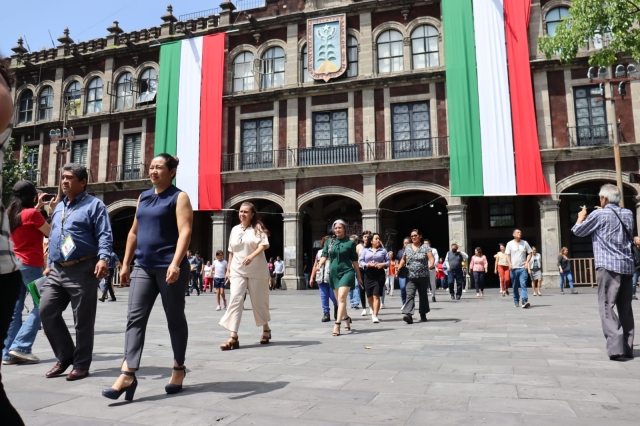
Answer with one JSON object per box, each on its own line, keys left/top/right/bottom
{"left": 178, "top": 0, "right": 266, "bottom": 21}
{"left": 567, "top": 124, "right": 613, "bottom": 147}
{"left": 109, "top": 163, "right": 148, "bottom": 182}
{"left": 222, "top": 137, "right": 449, "bottom": 172}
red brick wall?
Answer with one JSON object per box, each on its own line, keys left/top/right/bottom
{"left": 73, "top": 126, "right": 89, "bottom": 136}
{"left": 63, "top": 60, "right": 105, "bottom": 80}
{"left": 555, "top": 157, "right": 638, "bottom": 182}
{"left": 228, "top": 33, "right": 255, "bottom": 53}
{"left": 571, "top": 68, "right": 590, "bottom": 80}
{"left": 41, "top": 140, "right": 50, "bottom": 186}
{"left": 377, "top": 170, "right": 450, "bottom": 192}
{"left": 390, "top": 85, "right": 429, "bottom": 98}
{"left": 374, "top": 89, "right": 385, "bottom": 142}
{"left": 547, "top": 71, "right": 568, "bottom": 148}
{"left": 90, "top": 125, "right": 100, "bottom": 183}
{"left": 617, "top": 94, "right": 636, "bottom": 143}
{"left": 229, "top": 27, "right": 288, "bottom": 53}
{"left": 436, "top": 82, "right": 448, "bottom": 146}
{"left": 279, "top": 100, "right": 287, "bottom": 150}
{"left": 298, "top": 23, "right": 306, "bottom": 40}
{"left": 124, "top": 119, "right": 142, "bottom": 129}
{"left": 354, "top": 90, "right": 363, "bottom": 143}
{"left": 145, "top": 117, "right": 155, "bottom": 164}
{"left": 225, "top": 180, "right": 285, "bottom": 200}
{"left": 372, "top": 4, "right": 440, "bottom": 30}
{"left": 240, "top": 102, "right": 273, "bottom": 114}
{"left": 312, "top": 93, "right": 348, "bottom": 106}
{"left": 246, "top": 0, "right": 305, "bottom": 20}
{"left": 347, "top": 14, "right": 360, "bottom": 31}
{"left": 107, "top": 122, "right": 120, "bottom": 181}
{"left": 104, "top": 189, "right": 145, "bottom": 206}
{"left": 113, "top": 52, "right": 158, "bottom": 71}
{"left": 298, "top": 98, "right": 306, "bottom": 148}
{"left": 297, "top": 176, "right": 363, "bottom": 196}
{"left": 227, "top": 107, "right": 235, "bottom": 155}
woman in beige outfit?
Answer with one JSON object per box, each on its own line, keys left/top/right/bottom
{"left": 219, "top": 202, "right": 271, "bottom": 350}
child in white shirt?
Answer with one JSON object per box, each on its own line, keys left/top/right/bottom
{"left": 213, "top": 250, "right": 228, "bottom": 310}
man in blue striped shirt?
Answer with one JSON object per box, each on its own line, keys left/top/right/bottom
{"left": 572, "top": 184, "right": 635, "bottom": 360}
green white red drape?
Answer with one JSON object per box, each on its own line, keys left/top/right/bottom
{"left": 154, "top": 34, "right": 226, "bottom": 210}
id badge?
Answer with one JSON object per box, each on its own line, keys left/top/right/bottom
{"left": 61, "top": 235, "right": 77, "bottom": 261}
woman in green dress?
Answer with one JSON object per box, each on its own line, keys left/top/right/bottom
{"left": 318, "top": 219, "right": 363, "bottom": 336}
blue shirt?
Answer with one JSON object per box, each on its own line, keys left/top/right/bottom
{"left": 109, "top": 252, "right": 120, "bottom": 269}
{"left": 48, "top": 191, "right": 113, "bottom": 266}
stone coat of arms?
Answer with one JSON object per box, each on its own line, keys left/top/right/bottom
{"left": 307, "top": 14, "right": 347, "bottom": 82}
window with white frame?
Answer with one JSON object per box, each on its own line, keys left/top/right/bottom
{"left": 86, "top": 78, "right": 103, "bottom": 114}
{"left": 233, "top": 52, "right": 255, "bottom": 92}
{"left": 261, "top": 47, "right": 285, "bottom": 89}
{"left": 377, "top": 30, "right": 404, "bottom": 74}
{"left": 122, "top": 133, "right": 143, "bottom": 179}
{"left": 25, "top": 151, "right": 39, "bottom": 182}
{"left": 38, "top": 86, "right": 53, "bottom": 121}
{"left": 65, "top": 81, "right": 81, "bottom": 116}
{"left": 313, "top": 110, "right": 348, "bottom": 147}
{"left": 546, "top": 7, "right": 570, "bottom": 37}
{"left": 18, "top": 90, "right": 33, "bottom": 123}
{"left": 411, "top": 25, "right": 439, "bottom": 70}
{"left": 347, "top": 36, "right": 358, "bottom": 78}
{"left": 71, "top": 140, "right": 88, "bottom": 166}
{"left": 241, "top": 118, "right": 274, "bottom": 169}
{"left": 137, "top": 68, "right": 157, "bottom": 104}
{"left": 115, "top": 72, "right": 134, "bottom": 110}
{"left": 301, "top": 46, "right": 311, "bottom": 83}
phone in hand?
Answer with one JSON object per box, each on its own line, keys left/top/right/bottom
{"left": 43, "top": 194, "right": 56, "bottom": 202}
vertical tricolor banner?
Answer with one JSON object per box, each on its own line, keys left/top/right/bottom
{"left": 443, "top": 0, "right": 549, "bottom": 196}
{"left": 154, "top": 33, "right": 226, "bottom": 210}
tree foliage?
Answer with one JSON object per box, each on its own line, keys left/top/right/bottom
{"left": 2, "top": 138, "right": 39, "bottom": 206}
{"left": 538, "top": 0, "right": 640, "bottom": 66}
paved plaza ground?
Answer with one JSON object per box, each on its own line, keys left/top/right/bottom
{"left": 3, "top": 286, "right": 640, "bottom": 425}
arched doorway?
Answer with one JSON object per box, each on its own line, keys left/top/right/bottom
{"left": 110, "top": 208, "right": 136, "bottom": 261}
{"left": 228, "top": 199, "right": 284, "bottom": 262}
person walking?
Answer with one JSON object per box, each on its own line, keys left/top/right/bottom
{"left": 189, "top": 251, "right": 204, "bottom": 295}
{"left": 494, "top": 244, "right": 510, "bottom": 297}
{"left": 274, "top": 255, "right": 284, "bottom": 290}
{"left": 446, "top": 243, "right": 465, "bottom": 300}
{"left": 385, "top": 251, "right": 395, "bottom": 297}
{"left": 317, "top": 220, "right": 363, "bottom": 336}
{"left": 3, "top": 181, "right": 50, "bottom": 365}
{"left": 213, "top": 251, "right": 228, "bottom": 310}
{"left": 633, "top": 237, "right": 640, "bottom": 301}
{"left": 219, "top": 202, "right": 272, "bottom": 350}
{"left": 349, "top": 235, "right": 361, "bottom": 308}
{"left": 572, "top": 184, "right": 635, "bottom": 360}
{"left": 99, "top": 252, "right": 121, "bottom": 302}
{"left": 203, "top": 260, "right": 213, "bottom": 292}
{"left": 357, "top": 231, "right": 372, "bottom": 316}
{"left": 310, "top": 235, "right": 338, "bottom": 322}
{"left": 102, "top": 153, "right": 192, "bottom": 401}
{"left": 528, "top": 247, "right": 543, "bottom": 296}
{"left": 557, "top": 247, "right": 578, "bottom": 295}
{"left": 359, "top": 233, "right": 390, "bottom": 323}
{"left": 506, "top": 229, "right": 533, "bottom": 309}
{"left": 268, "top": 257, "right": 275, "bottom": 290}
{"left": 396, "top": 237, "right": 410, "bottom": 306}
{"left": 469, "top": 247, "right": 487, "bottom": 298}
{"left": 424, "top": 239, "right": 438, "bottom": 302}
{"left": 435, "top": 258, "right": 445, "bottom": 290}
{"left": 303, "top": 253, "right": 311, "bottom": 289}
{"left": 398, "top": 229, "right": 434, "bottom": 323}
{"left": 40, "top": 163, "right": 113, "bottom": 381}
{"left": 185, "top": 250, "right": 197, "bottom": 296}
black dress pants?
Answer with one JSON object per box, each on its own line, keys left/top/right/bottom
{"left": 401, "top": 276, "right": 430, "bottom": 317}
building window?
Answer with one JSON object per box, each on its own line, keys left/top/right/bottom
{"left": 377, "top": 30, "right": 403, "bottom": 74}
{"left": 489, "top": 197, "right": 515, "bottom": 228}
{"left": 411, "top": 25, "right": 439, "bottom": 70}
{"left": 137, "top": 68, "right": 157, "bottom": 104}
{"left": 573, "top": 86, "right": 608, "bottom": 146}
{"left": 71, "top": 140, "right": 88, "bottom": 166}
{"left": 261, "top": 47, "right": 285, "bottom": 89}
{"left": 241, "top": 118, "right": 274, "bottom": 169}
{"left": 347, "top": 36, "right": 358, "bottom": 78}
{"left": 38, "top": 86, "right": 53, "bottom": 121}
{"left": 122, "top": 133, "right": 143, "bottom": 179}
{"left": 86, "top": 78, "right": 103, "bottom": 114}
{"left": 233, "top": 52, "right": 255, "bottom": 92}
{"left": 65, "top": 81, "right": 81, "bottom": 116}
{"left": 546, "top": 7, "right": 570, "bottom": 37}
{"left": 18, "top": 90, "right": 33, "bottom": 123}
{"left": 25, "top": 151, "right": 39, "bottom": 182}
{"left": 391, "top": 102, "right": 432, "bottom": 158}
{"left": 115, "top": 72, "right": 134, "bottom": 110}
{"left": 301, "top": 46, "right": 311, "bottom": 83}
{"left": 313, "top": 110, "right": 348, "bottom": 147}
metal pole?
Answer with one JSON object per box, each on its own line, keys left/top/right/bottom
{"left": 609, "top": 87, "right": 624, "bottom": 207}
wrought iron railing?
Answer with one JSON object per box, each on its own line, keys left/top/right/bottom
{"left": 222, "top": 150, "right": 288, "bottom": 172}
{"left": 109, "top": 163, "right": 147, "bottom": 182}
{"left": 567, "top": 124, "right": 613, "bottom": 147}
{"left": 178, "top": 0, "right": 265, "bottom": 21}
{"left": 298, "top": 144, "right": 358, "bottom": 166}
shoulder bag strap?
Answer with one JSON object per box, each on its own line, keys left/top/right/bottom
{"left": 609, "top": 207, "right": 633, "bottom": 243}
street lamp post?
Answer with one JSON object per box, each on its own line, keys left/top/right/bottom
{"left": 49, "top": 126, "right": 74, "bottom": 198}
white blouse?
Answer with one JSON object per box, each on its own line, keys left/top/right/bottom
{"left": 228, "top": 224, "right": 270, "bottom": 278}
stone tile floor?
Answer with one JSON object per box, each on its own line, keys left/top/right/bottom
{"left": 3, "top": 287, "right": 640, "bottom": 425}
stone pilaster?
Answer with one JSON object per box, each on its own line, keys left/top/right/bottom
{"left": 211, "top": 211, "right": 231, "bottom": 259}
{"left": 103, "top": 58, "right": 115, "bottom": 113}
{"left": 361, "top": 209, "right": 380, "bottom": 234}
{"left": 282, "top": 212, "right": 304, "bottom": 290}
{"left": 285, "top": 24, "right": 299, "bottom": 87}
{"left": 447, "top": 202, "right": 468, "bottom": 254}
{"left": 359, "top": 12, "right": 373, "bottom": 77}
{"left": 361, "top": 172, "right": 378, "bottom": 231}
{"left": 539, "top": 199, "right": 561, "bottom": 289}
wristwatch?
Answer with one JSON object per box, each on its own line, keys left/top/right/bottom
{"left": 100, "top": 257, "right": 110, "bottom": 263}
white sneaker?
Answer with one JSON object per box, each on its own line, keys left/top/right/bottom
{"left": 369, "top": 307, "right": 374, "bottom": 315}
{"left": 2, "top": 358, "right": 22, "bottom": 365}
{"left": 216, "top": 305, "right": 221, "bottom": 311}
{"left": 462, "top": 289, "right": 467, "bottom": 293}
{"left": 361, "top": 309, "right": 367, "bottom": 316}
{"left": 381, "top": 303, "right": 385, "bottom": 309}
{"left": 372, "top": 316, "right": 380, "bottom": 323}
{"left": 8, "top": 350, "right": 39, "bottom": 363}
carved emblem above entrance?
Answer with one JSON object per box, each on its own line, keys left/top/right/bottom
{"left": 307, "top": 14, "right": 347, "bottom": 82}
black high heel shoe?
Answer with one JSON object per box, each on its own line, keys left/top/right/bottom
{"left": 344, "top": 316, "right": 352, "bottom": 331}
{"left": 102, "top": 371, "right": 137, "bottom": 401}
{"left": 165, "top": 366, "right": 187, "bottom": 394}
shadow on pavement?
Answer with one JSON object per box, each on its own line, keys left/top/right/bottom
{"left": 239, "top": 340, "right": 322, "bottom": 350}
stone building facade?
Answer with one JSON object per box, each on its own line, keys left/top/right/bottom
{"left": 8, "top": 0, "right": 640, "bottom": 289}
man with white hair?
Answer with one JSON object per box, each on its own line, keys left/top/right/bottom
{"left": 572, "top": 184, "right": 635, "bottom": 360}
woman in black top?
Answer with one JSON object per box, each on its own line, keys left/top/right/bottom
{"left": 558, "top": 247, "right": 578, "bottom": 294}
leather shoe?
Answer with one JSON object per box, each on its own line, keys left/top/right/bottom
{"left": 66, "top": 368, "right": 90, "bottom": 381}
{"left": 45, "top": 361, "right": 71, "bottom": 378}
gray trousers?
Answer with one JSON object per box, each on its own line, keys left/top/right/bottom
{"left": 402, "top": 276, "right": 430, "bottom": 317}
{"left": 124, "top": 261, "right": 190, "bottom": 369}
{"left": 597, "top": 268, "right": 634, "bottom": 357}
{"left": 40, "top": 259, "right": 99, "bottom": 370}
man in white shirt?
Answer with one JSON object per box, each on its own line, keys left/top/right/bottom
{"left": 274, "top": 256, "right": 285, "bottom": 290}
{"left": 506, "top": 229, "right": 533, "bottom": 308}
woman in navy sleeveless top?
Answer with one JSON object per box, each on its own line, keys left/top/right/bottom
{"left": 103, "top": 154, "right": 193, "bottom": 402}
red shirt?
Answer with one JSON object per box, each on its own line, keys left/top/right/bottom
{"left": 10, "top": 208, "right": 46, "bottom": 267}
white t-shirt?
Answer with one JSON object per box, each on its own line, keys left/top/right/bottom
{"left": 506, "top": 239, "right": 532, "bottom": 269}
{"left": 228, "top": 224, "right": 270, "bottom": 278}
{"left": 274, "top": 260, "right": 284, "bottom": 274}
{"left": 213, "top": 260, "right": 227, "bottom": 278}
{"left": 203, "top": 265, "right": 213, "bottom": 277}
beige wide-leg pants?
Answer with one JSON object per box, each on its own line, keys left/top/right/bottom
{"left": 219, "top": 275, "right": 270, "bottom": 333}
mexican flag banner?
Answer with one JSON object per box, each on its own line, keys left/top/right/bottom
{"left": 443, "top": 0, "right": 550, "bottom": 196}
{"left": 154, "top": 33, "right": 226, "bottom": 210}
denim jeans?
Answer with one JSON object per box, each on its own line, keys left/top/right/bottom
{"left": 350, "top": 285, "right": 360, "bottom": 307}
{"left": 398, "top": 277, "right": 407, "bottom": 305}
{"left": 632, "top": 271, "right": 639, "bottom": 296}
{"left": 448, "top": 269, "right": 464, "bottom": 297}
{"left": 510, "top": 268, "right": 528, "bottom": 304}
{"left": 3, "top": 265, "right": 43, "bottom": 360}
{"left": 304, "top": 273, "right": 310, "bottom": 289}
{"left": 189, "top": 272, "right": 202, "bottom": 293}
{"left": 318, "top": 282, "right": 337, "bottom": 314}
{"left": 560, "top": 271, "right": 574, "bottom": 290}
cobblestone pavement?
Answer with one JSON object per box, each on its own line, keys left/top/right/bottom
{"left": 3, "top": 286, "right": 640, "bottom": 425}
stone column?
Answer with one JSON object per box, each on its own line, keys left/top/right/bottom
{"left": 539, "top": 199, "right": 561, "bottom": 289}
{"left": 282, "top": 212, "right": 304, "bottom": 290}
{"left": 361, "top": 172, "right": 378, "bottom": 231}
{"left": 361, "top": 209, "right": 379, "bottom": 234}
{"left": 447, "top": 201, "right": 468, "bottom": 254}
{"left": 359, "top": 12, "right": 373, "bottom": 77}
{"left": 285, "top": 24, "right": 299, "bottom": 87}
{"left": 211, "top": 211, "right": 230, "bottom": 259}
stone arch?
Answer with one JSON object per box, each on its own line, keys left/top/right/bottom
{"left": 297, "top": 186, "right": 364, "bottom": 211}
{"left": 15, "top": 84, "right": 36, "bottom": 104}
{"left": 372, "top": 21, "right": 407, "bottom": 42}
{"left": 229, "top": 44, "right": 258, "bottom": 61}
{"left": 224, "top": 191, "right": 285, "bottom": 211}
{"left": 377, "top": 181, "right": 450, "bottom": 206}
{"left": 82, "top": 71, "right": 105, "bottom": 88}
{"left": 62, "top": 75, "right": 83, "bottom": 92}
{"left": 541, "top": 0, "right": 572, "bottom": 17}
{"left": 257, "top": 39, "right": 287, "bottom": 59}
{"left": 135, "top": 61, "right": 159, "bottom": 80}
{"left": 556, "top": 170, "right": 640, "bottom": 195}
{"left": 227, "top": 45, "right": 258, "bottom": 94}
{"left": 34, "top": 80, "right": 55, "bottom": 95}
{"left": 107, "top": 198, "right": 138, "bottom": 216}
{"left": 112, "top": 66, "right": 136, "bottom": 84}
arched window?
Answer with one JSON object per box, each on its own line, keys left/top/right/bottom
{"left": 301, "top": 46, "right": 311, "bottom": 83}
{"left": 86, "top": 78, "right": 103, "bottom": 114}
{"left": 411, "top": 25, "right": 439, "bottom": 70}
{"left": 115, "top": 72, "right": 133, "bottom": 110}
{"left": 233, "top": 52, "right": 255, "bottom": 92}
{"left": 18, "top": 90, "right": 33, "bottom": 123}
{"left": 65, "top": 81, "right": 81, "bottom": 116}
{"left": 38, "top": 86, "right": 54, "bottom": 121}
{"left": 261, "top": 47, "right": 285, "bottom": 89}
{"left": 347, "top": 36, "right": 358, "bottom": 78}
{"left": 377, "top": 30, "right": 403, "bottom": 74}
{"left": 546, "top": 7, "right": 570, "bottom": 37}
{"left": 137, "top": 68, "right": 157, "bottom": 103}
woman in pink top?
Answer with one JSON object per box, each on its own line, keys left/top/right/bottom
{"left": 469, "top": 247, "right": 488, "bottom": 297}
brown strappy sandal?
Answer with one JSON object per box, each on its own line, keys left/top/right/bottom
{"left": 260, "top": 329, "right": 271, "bottom": 344}
{"left": 220, "top": 335, "right": 239, "bottom": 351}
